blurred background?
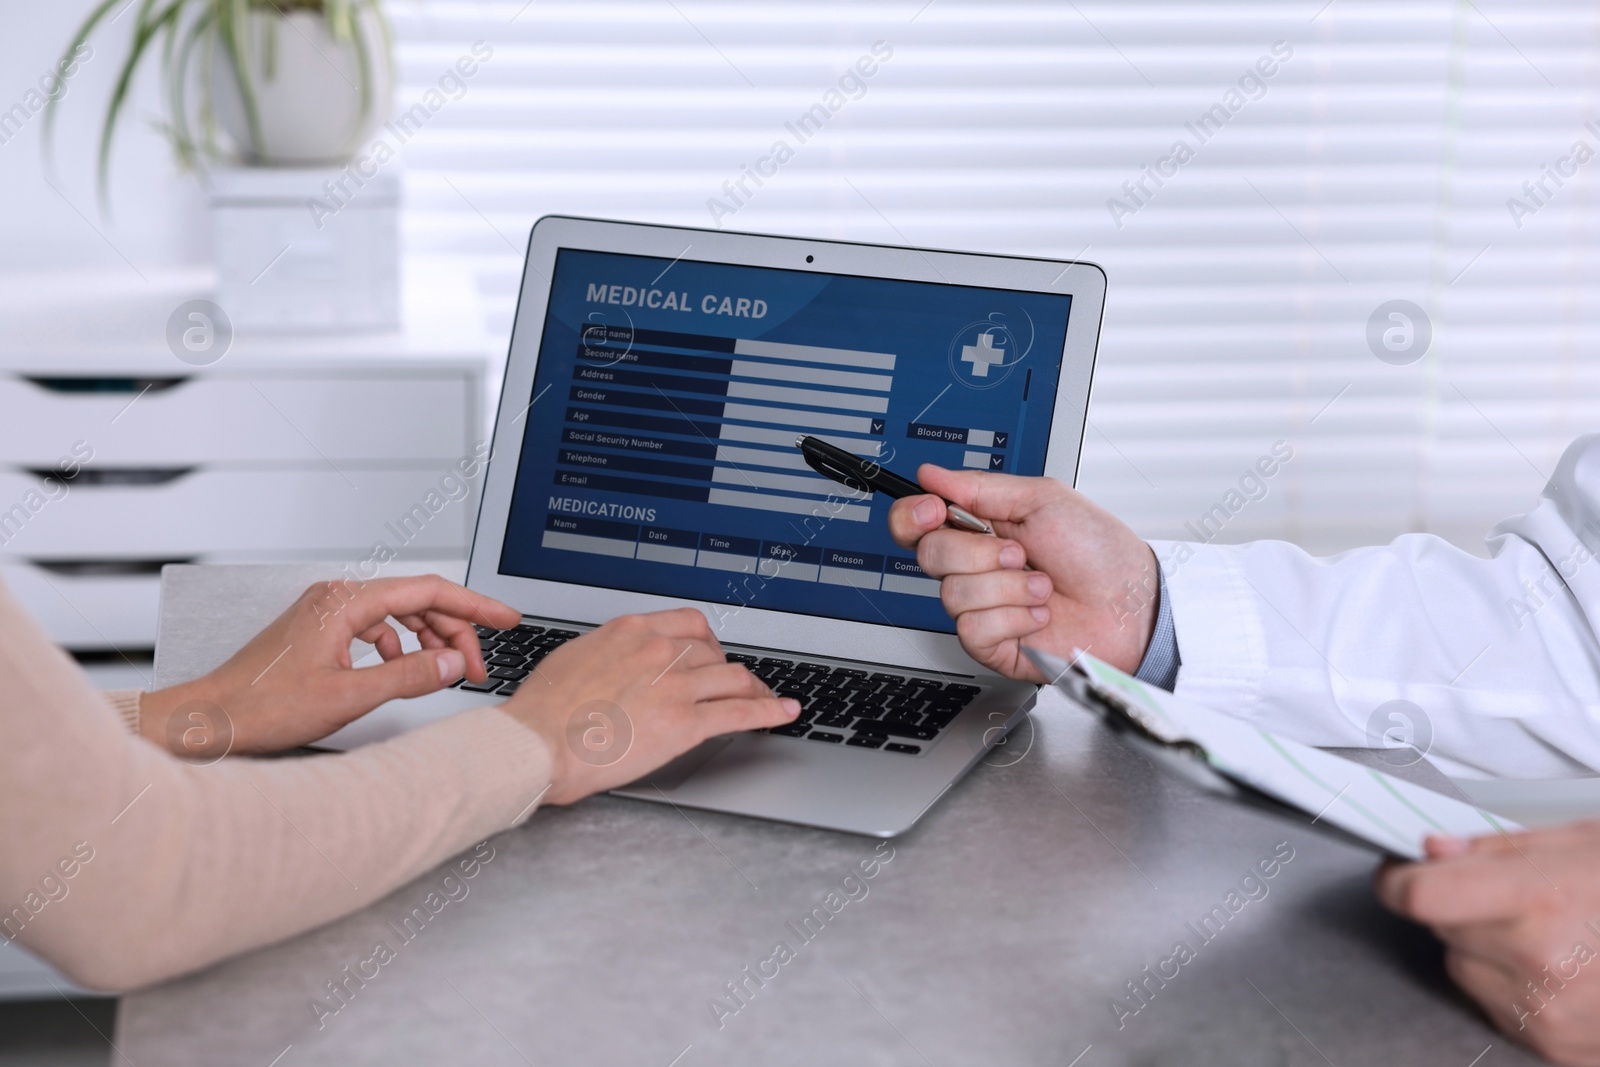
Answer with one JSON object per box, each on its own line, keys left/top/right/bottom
{"left": 10, "top": 1, "right": 1600, "bottom": 550}
{"left": 2, "top": 1, "right": 1598, "bottom": 1058}
{"left": 8, "top": 1, "right": 1599, "bottom": 559}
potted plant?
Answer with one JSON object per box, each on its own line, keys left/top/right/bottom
{"left": 45, "top": 0, "right": 403, "bottom": 332}
{"left": 47, "top": 0, "right": 393, "bottom": 198}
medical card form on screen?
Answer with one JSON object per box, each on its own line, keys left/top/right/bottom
{"left": 499, "top": 249, "right": 1072, "bottom": 634}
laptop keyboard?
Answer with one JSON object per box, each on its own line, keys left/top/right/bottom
{"left": 450, "top": 623, "right": 584, "bottom": 697}
{"left": 452, "top": 624, "right": 980, "bottom": 756}
{"left": 733, "top": 654, "right": 980, "bottom": 756}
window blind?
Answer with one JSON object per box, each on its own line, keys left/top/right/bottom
{"left": 389, "top": 0, "right": 1600, "bottom": 555}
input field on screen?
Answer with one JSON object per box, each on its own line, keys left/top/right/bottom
{"left": 707, "top": 488, "right": 871, "bottom": 522}
{"left": 733, "top": 338, "right": 896, "bottom": 372}
{"left": 726, "top": 381, "right": 889, "bottom": 414}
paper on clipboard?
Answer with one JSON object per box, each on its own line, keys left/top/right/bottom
{"left": 1028, "top": 647, "right": 1520, "bottom": 860}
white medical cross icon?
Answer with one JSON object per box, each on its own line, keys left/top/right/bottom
{"left": 960, "top": 330, "right": 1006, "bottom": 377}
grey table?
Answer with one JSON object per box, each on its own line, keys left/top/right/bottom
{"left": 117, "top": 564, "right": 1531, "bottom": 1067}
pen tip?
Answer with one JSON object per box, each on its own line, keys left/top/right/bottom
{"left": 795, "top": 435, "right": 805, "bottom": 447}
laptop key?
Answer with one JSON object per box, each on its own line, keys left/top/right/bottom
{"left": 487, "top": 654, "right": 526, "bottom": 669}
{"left": 497, "top": 681, "right": 521, "bottom": 696}
{"left": 884, "top": 707, "right": 924, "bottom": 725}
{"left": 770, "top": 722, "right": 810, "bottom": 737}
{"left": 852, "top": 721, "right": 936, "bottom": 741}
{"left": 944, "top": 684, "right": 981, "bottom": 698}
{"left": 846, "top": 734, "right": 887, "bottom": 749}
{"left": 807, "top": 731, "right": 845, "bottom": 743}
{"left": 458, "top": 678, "right": 502, "bottom": 693}
{"left": 490, "top": 667, "right": 529, "bottom": 681}
{"left": 884, "top": 743, "right": 922, "bottom": 755}
{"left": 815, "top": 711, "right": 856, "bottom": 730}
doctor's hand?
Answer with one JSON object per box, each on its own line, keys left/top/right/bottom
{"left": 887, "top": 466, "right": 1158, "bottom": 681}
{"left": 139, "top": 575, "right": 521, "bottom": 758}
{"left": 1377, "top": 823, "right": 1600, "bottom": 1065}
{"left": 496, "top": 608, "right": 800, "bottom": 805}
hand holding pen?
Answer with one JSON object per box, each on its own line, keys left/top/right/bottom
{"left": 876, "top": 455, "right": 1162, "bottom": 683}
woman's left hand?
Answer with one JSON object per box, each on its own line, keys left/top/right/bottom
{"left": 138, "top": 575, "right": 520, "bottom": 758}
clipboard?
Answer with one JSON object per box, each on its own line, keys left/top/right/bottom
{"left": 1027, "top": 647, "right": 1520, "bottom": 861}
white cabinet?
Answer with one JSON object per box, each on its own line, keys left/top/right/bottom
{"left": 0, "top": 264, "right": 493, "bottom": 650}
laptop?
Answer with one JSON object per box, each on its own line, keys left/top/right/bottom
{"left": 320, "top": 215, "right": 1105, "bottom": 836}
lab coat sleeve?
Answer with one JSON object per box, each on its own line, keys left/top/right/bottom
{"left": 1148, "top": 433, "right": 1600, "bottom": 780}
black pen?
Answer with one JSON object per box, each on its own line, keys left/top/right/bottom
{"left": 795, "top": 435, "right": 994, "bottom": 535}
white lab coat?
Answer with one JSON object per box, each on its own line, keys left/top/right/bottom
{"left": 1152, "top": 433, "right": 1600, "bottom": 780}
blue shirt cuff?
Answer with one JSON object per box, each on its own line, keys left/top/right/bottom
{"left": 1132, "top": 558, "right": 1181, "bottom": 691}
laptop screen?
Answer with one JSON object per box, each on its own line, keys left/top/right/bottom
{"left": 498, "top": 248, "right": 1073, "bottom": 635}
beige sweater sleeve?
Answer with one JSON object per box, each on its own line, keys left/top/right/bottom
{"left": 0, "top": 581, "right": 553, "bottom": 992}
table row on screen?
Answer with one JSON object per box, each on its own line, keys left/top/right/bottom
{"left": 539, "top": 513, "right": 942, "bottom": 597}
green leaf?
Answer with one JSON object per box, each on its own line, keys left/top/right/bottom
{"left": 41, "top": 0, "right": 126, "bottom": 182}
{"left": 217, "top": 0, "right": 266, "bottom": 161}
{"left": 96, "top": 0, "right": 182, "bottom": 210}
{"left": 165, "top": 6, "right": 219, "bottom": 171}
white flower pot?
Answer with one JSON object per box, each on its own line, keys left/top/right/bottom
{"left": 211, "top": 9, "right": 392, "bottom": 166}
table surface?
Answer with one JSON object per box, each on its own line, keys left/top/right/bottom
{"left": 118, "top": 563, "right": 1533, "bottom": 1067}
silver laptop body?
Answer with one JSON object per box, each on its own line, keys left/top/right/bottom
{"left": 322, "top": 216, "right": 1105, "bottom": 836}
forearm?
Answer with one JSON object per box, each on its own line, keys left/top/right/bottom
{"left": 0, "top": 584, "right": 551, "bottom": 991}
{"left": 11, "top": 704, "right": 550, "bottom": 992}
{"left": 1152, "top": 525, "right": 1600, "bottom": 779}
{"left": 84, "top": 708, "right": 546, "bottom": 990}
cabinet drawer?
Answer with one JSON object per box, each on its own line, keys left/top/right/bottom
{"left": 0, "top": 469, "right": 474, "bottom": 558}
{"left": 1, "top": 562, "right": 163, "bottom": 650}
{"left": 1, "top": 375, "right": 472, "bottom": 466}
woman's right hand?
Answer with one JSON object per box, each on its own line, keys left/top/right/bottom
{"left": 499, "top": 608, "right": 800, "bottom": 805}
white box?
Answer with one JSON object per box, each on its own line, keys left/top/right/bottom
{"left": 209, "top": 166, "right": 400, "bottom": 332}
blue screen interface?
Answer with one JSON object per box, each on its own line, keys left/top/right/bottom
{"left": 498, "top": 248, "right": 1073, "bottom": 633}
